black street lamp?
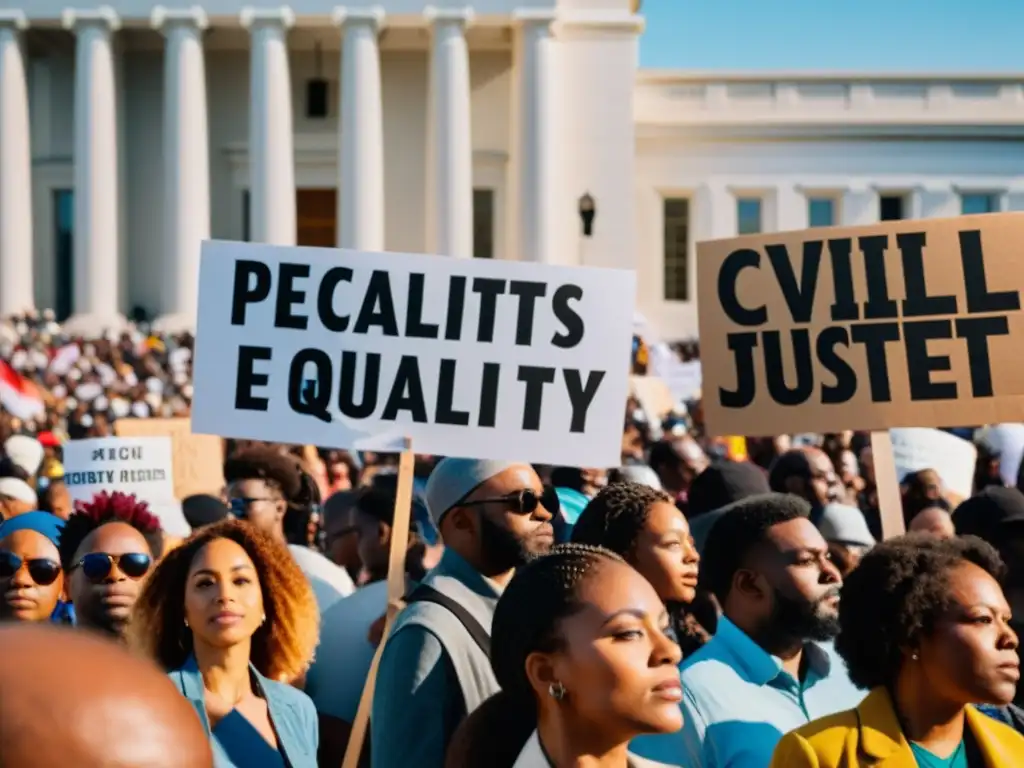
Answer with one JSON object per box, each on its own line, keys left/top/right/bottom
{"left": 578, "top": 192, "right": 595, "bottom": 237}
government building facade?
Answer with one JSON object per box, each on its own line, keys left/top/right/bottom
{"left": 3, "top": 1, "right": 1024, "bottom": 338}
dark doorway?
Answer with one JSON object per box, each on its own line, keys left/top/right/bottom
{"left": 53, "top": 189, "right": 74, "bottom": 321}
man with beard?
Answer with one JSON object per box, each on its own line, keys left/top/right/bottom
{"left": 670, "top": 493, "right": 863, "bottom": 768}
{"left": 371, "top": 458, "right": 554, "bottom": 768}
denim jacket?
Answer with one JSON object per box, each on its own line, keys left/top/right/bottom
{"left": 167, "top": 654, "right": 318, "bottom": 768}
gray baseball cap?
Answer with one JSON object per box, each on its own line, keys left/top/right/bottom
{"left": 424, "top": 458, "right": 529, "bottom": 526}
{"left": 817, "top": 503, "right": 876, "bottom": 548}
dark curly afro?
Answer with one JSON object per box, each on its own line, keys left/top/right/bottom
{"left": 835, "top": 533, "right": 1006, "bottom": 690}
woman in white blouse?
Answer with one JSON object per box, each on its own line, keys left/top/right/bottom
{"left": 446, "top": 544, "right": 684, "bottom": 768}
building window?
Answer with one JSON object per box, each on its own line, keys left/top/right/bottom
{"left": 879, "top": 194, "right": 906, "bottom": 221}
{"left": 961, "top": 193, "right": 999, "bottom": 215}
{"left": 737, "top": 197, "right": 762, "bottom": 235}
{"left": 473, "top": 189, "right": 494, "bottom": 259}
{"left": 54, "top": 189, "right": 74, "bottom": 321}
{"left": 808, "top": 197, "right": 836, "bottom": 227}
{"left": 663, "top": 197, "right": 690, "bottom": 301}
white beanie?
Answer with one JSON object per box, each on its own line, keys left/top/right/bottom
{"left": 3, "top": 435, "right": 45, "bottom": 477}
{"left": 0, "top": 477, "right": 37, "bottom": 506}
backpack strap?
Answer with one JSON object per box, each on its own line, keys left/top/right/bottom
{"left": 404, "top": 583, "right": 491, "bottom": 657}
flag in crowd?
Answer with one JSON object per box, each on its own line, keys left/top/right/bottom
{"left": 3, "top": 216, "right": 1024, "bottom": 768}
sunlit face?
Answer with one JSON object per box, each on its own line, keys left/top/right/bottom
{"left": 631, "top": 501, "right": 700, "bottom": 604}
{"left": 908, "top": 507, "right": 955, "bottom": 539}
{"left": 450, "top": 466, "right": 555, "bottom": 570}
{"left": 68, "top": 522, "right": 153, "bottom": 636}
{"left": 748, "top": 518, "right": 843, "bottom": 642}
{"left": 533, "top": 560, "right": 683, "bottom": 743}
{"left": 184, "top": 538, "right": 264, "bottom": 650}
{"left": 0, "top": 530, "right": 64, "bottom": 622}
{"left": 227, "top": 479, "right": 285, "bottom": 538}
{"left": 916, "top": 562, "right": 1019, "bottom": 706}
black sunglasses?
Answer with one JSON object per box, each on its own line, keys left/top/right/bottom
{"left": 0, "top": 552, "right": 62, "bottom": 586}
{"left": 72, "top": 552, "right": 152, "bottom": 582}
{"left": 459, "top": 488, "right": 557, "bottom": 516}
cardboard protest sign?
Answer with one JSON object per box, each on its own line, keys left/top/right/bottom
{"left": 114, "top": 417, "right": 225, "bottom": 499}
{"left": 630, "top": 376, "right": 677, "bottom": 422}
{"left": 191, "top": 241, "right": 635, "bottom": 467}
{"left": 697, "top": 212, "right": 1024, "bottom": 437}
{"left": 890, "top": 427, "right": 977, "bottom": 499}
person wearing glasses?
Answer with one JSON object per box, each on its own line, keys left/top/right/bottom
{"left": 223, "top": 446, "right": 355, "bottom": 613}
{"left": 371, "top": 458, "right": 556, "bottom": 768}
{"left": 57, "top": 491, "right": 161, "bottom": 638}
{"left": 129, "top": 519, "right": 320, "bottom": 768}
{"left": 0, "top": 510, "right": 65, "bottom": 623}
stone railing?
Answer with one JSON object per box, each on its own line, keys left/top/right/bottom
{"left": 635, "top": 73, "right": 1024, "bottom": 126}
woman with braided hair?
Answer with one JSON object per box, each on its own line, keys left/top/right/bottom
{"left": 570, "top": 481, "right": 706, "bottom": 656}
{"left": 446, "top": 543, "right": 682, "bottom": 768}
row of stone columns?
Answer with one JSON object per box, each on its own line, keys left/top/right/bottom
{"left": 0, "top": 6, "right": 559, "bottom": 328}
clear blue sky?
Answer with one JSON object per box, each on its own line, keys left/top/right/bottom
{"left": 639, "top": 0, "right": 1024, "bottom": 72}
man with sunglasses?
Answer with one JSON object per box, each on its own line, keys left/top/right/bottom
{"left": 372, "top": 458, "right": 555, "bottom": 768}
{"left": 57, "top": 491, "right": 161, "bottom": 639}
{"left": 0, "top": 511, "right": 65, "bottom": 623}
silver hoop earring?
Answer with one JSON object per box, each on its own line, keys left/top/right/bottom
{"left": 261, "top": 614, "right": 266, "bottom": 625}
{"left": 911, "top": 652, "right": 918, "bottom": 660}
{"left": 548, "top": 682, "right": 566, "bottom": 701}
{"left": 184, "top": 618, "right": 189, "bottom": 628}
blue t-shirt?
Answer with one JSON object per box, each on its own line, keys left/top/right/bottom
{"left": 909, "top": 740, "right": 967, "bottom": 768}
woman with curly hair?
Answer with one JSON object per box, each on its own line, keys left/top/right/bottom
{"left": 445, "top": 543, "right": 681, "bottom": 768}
{"left": 129, "top": 518, "right": 320, "bottom": 768}
{"left": 59, "top": 491, "right": 161, "bottom": 638}
{"left": 770, "top": 533, "right": 1024, "bottom": 768}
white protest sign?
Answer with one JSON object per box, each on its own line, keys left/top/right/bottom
{"left": 63, "top": 436, "right": 175, "bottom": 502}
{"left": 889, "top": 427, "right": 977, "bottom": 499}
{"left": 191, "top": 241, "right": 636, "bottom": 467}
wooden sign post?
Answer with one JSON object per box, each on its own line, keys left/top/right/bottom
{"left": 870, "top": 430, "right": 905, "bottom": 540}
{"left": 341, "top": 438, "right": 415, "bottom": 768}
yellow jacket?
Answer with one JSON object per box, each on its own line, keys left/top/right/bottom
{"left": 769, "top": 687, "right": 1024, "bottom": 767}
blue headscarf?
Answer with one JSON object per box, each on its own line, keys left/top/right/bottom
{"left": 0, "top": 510, "right": 66, "bottom": 549}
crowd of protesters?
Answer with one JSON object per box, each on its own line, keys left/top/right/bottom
{"left": 3, "top": 310, "right": 1024, "bottom": 767}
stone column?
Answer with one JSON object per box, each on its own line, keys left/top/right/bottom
{"left": 514, "top": 9, "right": 557, "bottom": 263}
{"left": 63, "top": 6, "right": 124, "bottom": 332}
{"left": 152, "top": 6, "right": 209, "bottom": 332}
{"left": 0, "top": 11, "right": 33, "bottom": 315}
{"left": 841, "top": 185, "right": 879, "bottom": 226}
{"left": 914, "top": 184, "right": 958, "bottom": 219}
{"left": 241, "top": 6, "right": 296, "bottom": 245}
{"left": 775, "top": 184, "right": 807, "bottom": 231}
{"left": 424, "top": 6, "right": 473, "bottom": 258}
{"left": 333, "top": 6, "right": 385, "bottom": 250}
